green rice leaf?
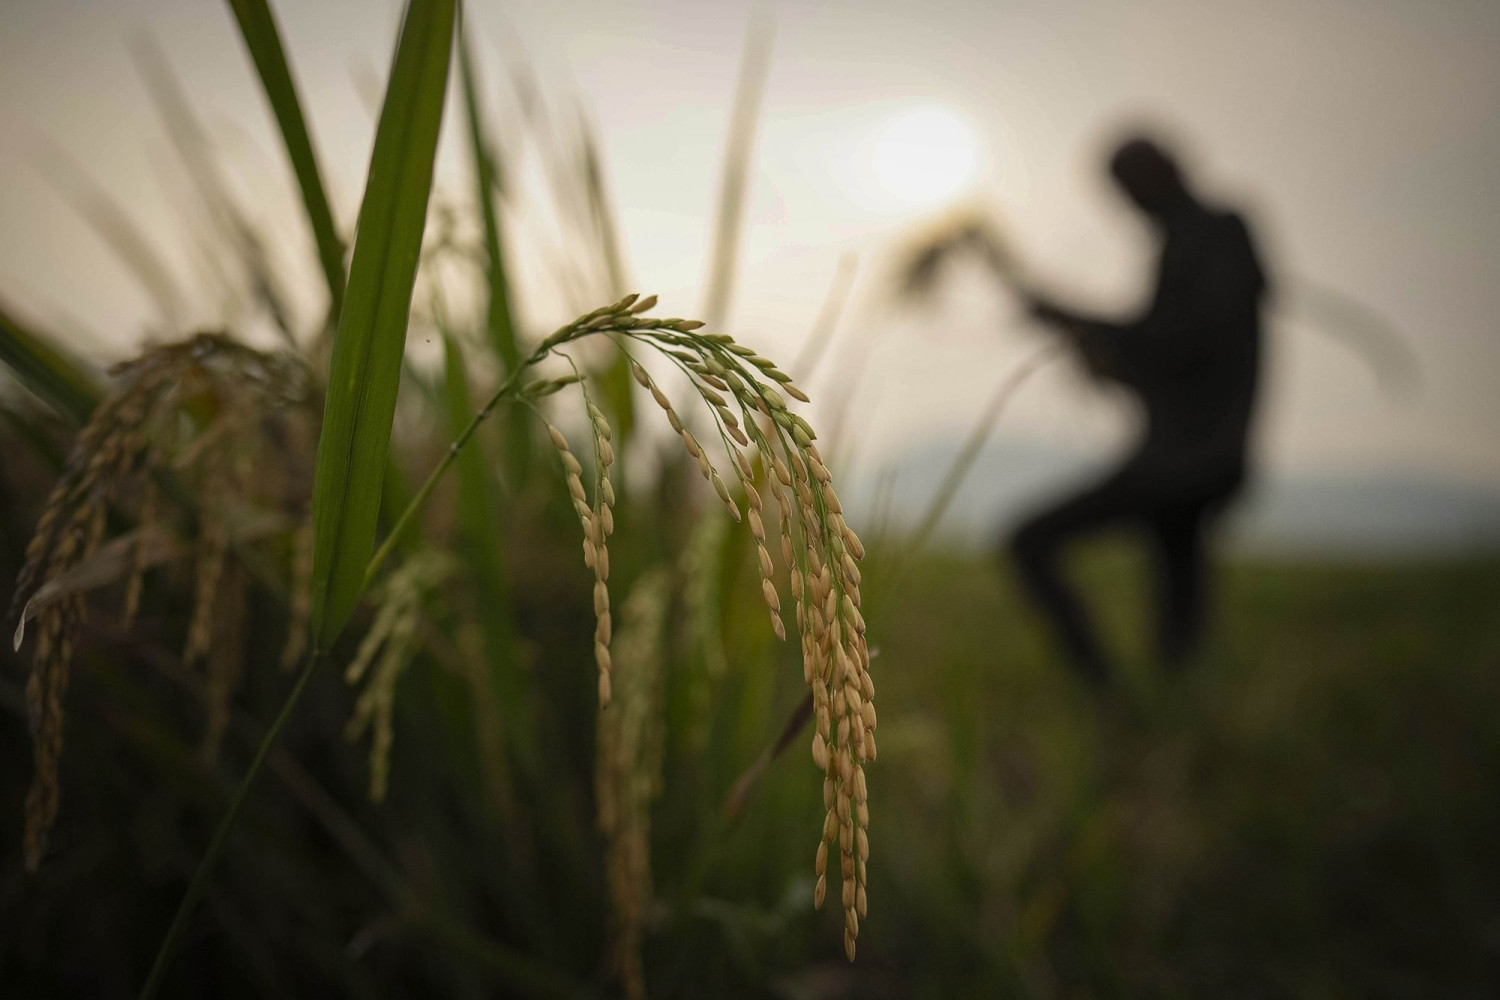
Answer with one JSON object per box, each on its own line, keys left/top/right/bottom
{"left": 226, "top": 0, "right": 348, "bottom": 324}
{"left": 458, "top": 28, "right": 531, "bottom": 481}
{"left": 308, "top": 0, "right": 456, "bottom": 647}
{"left": 31, "top": 140, "right": 186, "bottom": 328}
{"left": 457, "top": 31, "right": 518, "bottom": 372}
{"left": 133, "top": 34, "right": 298, "bottom": 344}
{"left": 577, "top": 122, "right": 637, "bottom": 449}
{"left": 700, "top": 9, "right": 774, "bottom": 329}
{"left": 0, "top": 302, "right": 100, "bottom": 425}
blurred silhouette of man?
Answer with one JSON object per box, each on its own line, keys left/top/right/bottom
{"left": 1012, "top": 134, "right": 1269, "bottom": 687}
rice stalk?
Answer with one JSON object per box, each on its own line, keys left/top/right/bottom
{"left": 457, "top": 28, "right": 519, "bottom": 373}
{"left": 791, "top": 251, "right": 857, "bottom": 383}
{"left": 574, "top": 115, "right": 642, "bottom": 456}
{"left": 27, "top": 136, "right": 188, "bottom": 327}
{"left": 596, "top": 568, "right": 669, "bottom": 1000}
{"left": 132, "top": 34, "right": 299, "bottom": 345}
{"left": 440, "top": 326, "right": 535, "bottom": 760}
{"left": 121, "top": 477, "right": 158, "bottom": 626}
{"left": 905, "top": 343, "right": 1060, "bottom": 553}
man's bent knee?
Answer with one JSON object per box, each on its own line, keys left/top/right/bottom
{"left": 1008, "top": 517, "right": 1054, "bottom": 569}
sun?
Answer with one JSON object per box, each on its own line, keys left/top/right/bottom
{"left": 872, "top": 106, "right": 979, "bottom": 206}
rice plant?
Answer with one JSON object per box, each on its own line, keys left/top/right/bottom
{"left": 2, "top": 1, "right": 879, "bottom": 995}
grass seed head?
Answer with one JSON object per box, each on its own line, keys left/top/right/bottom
{"left": 12, "top": 333, "right": 307, "bottom": 867}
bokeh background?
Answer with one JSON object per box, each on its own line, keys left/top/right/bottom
{"left": 1, "top": 1, "right": 1497, "bottom": 997}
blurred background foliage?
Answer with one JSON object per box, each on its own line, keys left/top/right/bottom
{"left": 2, "top": 1, "right": 1498, "bottom": 997}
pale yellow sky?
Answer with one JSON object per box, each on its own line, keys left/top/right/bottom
{"left": 1, "top": 0, "right": 1497, "bottom": 489}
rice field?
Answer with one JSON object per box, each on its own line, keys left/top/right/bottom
{"left": 1, "top": 2, "right": 1496, "bottom": 997}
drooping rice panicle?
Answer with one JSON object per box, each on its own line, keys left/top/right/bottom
{"left": 343, "top": 552, "right": 452, "bottom": 802}
{"left": 182, "top": 440, "right": 232, "bottom": 668}
{"left": 496, "top": 295, "right": 876, "bottom": 957}
{"left": 591, "top": 306, "right": 877, "bottom": 960}
{"left": 580, "top": 378, "right": 619, "bottom": 707}
{"left": 200, "top": 564, "right": 247, "bottom": 766}
{"left": 9, "top": 332, "right": 307, "bottom": 869}
{"left": 540, "top": 412, "right": 616, "bottom": 708}
{"left": 121, "top": 475, "right": 159, "bottom": 628}
{"left": 279, "top": 507, "right": 314, "bottom": 672}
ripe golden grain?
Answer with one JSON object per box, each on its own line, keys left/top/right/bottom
{"left": 11, "top": 334, "right": 308, "bottom": 867}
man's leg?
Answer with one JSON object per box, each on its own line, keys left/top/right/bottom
{"left": 1148, "top": 504, "right": 1210, "bottom": 670}
{"left": 1006, "top": 474, "right": 1141, "bottom": 687}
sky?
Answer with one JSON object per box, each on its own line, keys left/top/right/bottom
{"left": 1, "top": 0, "right": 1497, "bottom": 494}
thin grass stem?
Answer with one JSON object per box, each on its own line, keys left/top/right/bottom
{"left": 360, "top": 350, "right": 542, "bottom": 593}
{"left": 138, "top": 650, "right": 321, "bottom": 1000}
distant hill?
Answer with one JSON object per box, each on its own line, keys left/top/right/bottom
{"left": 847, "top": 436, "right": 1500, "bottom": 556}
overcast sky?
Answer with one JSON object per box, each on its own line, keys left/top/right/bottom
{"left": 2, "top": 0, "right": 1496, "bottom": 488}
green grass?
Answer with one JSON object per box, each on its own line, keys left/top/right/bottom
{"left": 7, "top": 537, "right": 1495, "bottom": 996}
{"left": 3, "top": 464, "right": 1497, "bottom": 997}
{"left": 853, "top": 545, "right": 1500, "bottom": 998}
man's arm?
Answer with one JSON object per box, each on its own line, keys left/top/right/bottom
{"left": 1024, "top": 297, "right": 1133, "bottom": 384}
{"left": 1027, "top": 214, "right": 1266, "bottom": 385}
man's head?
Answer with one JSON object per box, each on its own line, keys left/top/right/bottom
{"left": 1108, "top": 136, "right": 1189, "bottom": 218}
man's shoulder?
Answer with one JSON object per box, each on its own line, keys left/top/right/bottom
{"left": 1202, "top": 204, "right": 1259, "bottom": 245}
{"left": 1172, "top": 206, "right": 1258, "bottom": 265}
{"left": 1197, "top": 203, "right": 1252, "bottom": 237}
{"left": 1199, "top": 204, "right": 1270, "bottom": 295}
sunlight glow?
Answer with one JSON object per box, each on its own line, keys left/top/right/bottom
{"left": 872, "top": 106, "right": 978, "bottom": 206}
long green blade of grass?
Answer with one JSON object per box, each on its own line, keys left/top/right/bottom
{"left": 309, "top": 0, "right": 455, "bottom": 647}
{"left": 225, "top": 0, "right": 348, "bottom": 324}
{"left": 0, "top": 303, "right": 100, "bottom": 425}
{"left": 700, "top": 8, "right": 774, "bottom": 329}
{"left": 578, "top": 120, "right": 638, "bottom": 447}
{"left": 457, "top": 28, "right": 532, "bottom": 481}
{"left": 578, "top": 120, "right": 629, "bottom": 301}
{"left": 30, "top": 138, "right": 187, "bottom": 327}
{"left": 133, "top": 34, "right": 298, "bottom": 344}
{"left": 458, "top": 32, "right": 518, "bottom": 372}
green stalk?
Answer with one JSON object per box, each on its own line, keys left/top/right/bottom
{"left": 907, "top": 344, "right": 1060, "bottom": 551}
{"left": 0, "top": 303, "right": 100, "bottom": 425}
{"left": 307, "top": 0, "right": 456, "bottom": 646}
{"left": 225, "top": 0, "right": 347, "bottom": 325}
{"left": 699, "top": 8, "right": 774, "bottom": 329}
{"left": 457, "top": 31, "right": 519, "bottom": 373}
{"left": 137, "top": 652, "right": 320, "bottom": 1000}
{"left": 362, "top": 345, "right": 542, "bottom": 592}
{"left": 457, "top": 28, "right": 532, "bottom": 485}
